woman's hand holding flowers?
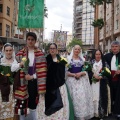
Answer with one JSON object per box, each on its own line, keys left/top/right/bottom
{"left": 19, "top": 61, "right": 24, "bottom": 67}
{"left": 98, "top": 76, "right": 102, "bottom": 80}
{"left": 93, "top": 74, "right": 100, "bottom": 80}
{"left": 75, "top": 73, "right": 81, "bottom": 79}
{"left": 93, "top": 74, "right": 102, "bottom": 80}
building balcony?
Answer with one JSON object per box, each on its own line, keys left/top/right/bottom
{"left": 76, "top": 0, "right": 82, "bottom": 5}
{"left": 75, "top": 13, "right": 82, "bottom": 18}
{"left": 14, "top": 34, "right": 24, "bottom": 39}
{"left": 75, "top": 32, "right": 82, "bottom": 35}
{"left": 76, "top": 0, "right": 82, "bottom": 2}
{"left": 77, "top": 37, "right": 82, "bottom": 40}
{"left": 75, "top": 20, "right": 82, "bottom": 24}
{"left": 76, "top": 34, "right": 82, "bottom": 39}
{"left": 75, "top": 26, "right": 82, "bottom": 29}
{"left": 75, "top": 15, "right": 82, "bottom": 19}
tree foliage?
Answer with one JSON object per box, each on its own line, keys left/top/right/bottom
{"left": 91, "top": 18, "right": 104, "bottom": 29}
{"left": 67, "top": 38, "right": 83, "bottom": 50}
{"left": 90, "top": 0, "right": 112, "bottom": 7}
{"left": 90, "top": 0, "right": 104, "bottom": 7}
{"left": 90, "top": 0, "right": 112, "bottom": 29}
{"left": 43, "top": 43, "right": 49, "bottom": 52}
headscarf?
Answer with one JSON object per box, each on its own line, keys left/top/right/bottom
{"left": 67, "top": 45, "right": 85, "bottom": 64}
{"left": 1, "top": 43, "right": 16, "bottom": 64}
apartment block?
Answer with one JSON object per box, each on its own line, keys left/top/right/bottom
{"left": 96, "top": 1, "right": 120, "bottom": 51}
{"left": 73, "top": 0, "right": 94, "bottom": 49}
{"left": 0, "top": 0, "right": 17, "bottom": 37}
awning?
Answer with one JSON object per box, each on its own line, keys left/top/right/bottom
{"left": 0, "top": 37, "right": 26, "bottom": 45}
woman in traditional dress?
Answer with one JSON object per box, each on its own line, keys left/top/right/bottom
{"left": 66, "top": 45, "right": 94, "bottom": 120}
{"left": 0, "top": 43, "right": 22, "bottom": 120}
{"left": 89, "top": 49, "right": 111, "bottom": 119}
{"left": 37, "top": 43, "right": 74, "bottom": 120}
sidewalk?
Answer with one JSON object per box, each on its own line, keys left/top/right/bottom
{"left": 91, "top": 116, "right": 117, "bottom": 120}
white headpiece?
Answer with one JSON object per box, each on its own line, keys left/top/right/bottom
{"left": 67, "top": 46, "right": 85, "bottom": 64}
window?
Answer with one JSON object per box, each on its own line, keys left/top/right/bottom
{"left": 107, "top": 4, "right": 109, "bottom": 8}
{"left": 6, "top": 24, "right": 10, "bottom": 37}
{"left": 106, "top": 25, "right": 109, "bottom": 33}
{"left": 0, "top": 4, "right": 2, "bottom": 13}
{"left": 7, "top": 6, "right": 10, "bottom": 16}
{"left": 0, "top": 23, "right": 2, "bottom": 36}
{"left": 100, "top": 10, "right": 102, "bottom": 18}
{"left": 116, "top": 4, "right": 119, "bottom": 15}
{"left": 115, "top": 20, "right": 119, "bottom": 29}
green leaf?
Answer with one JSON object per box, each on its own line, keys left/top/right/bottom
{"left": 89, "top": 0, "right": 104, "bottom": 7}
{"left": 91, "top": 18, "right": 104, "bottom": 29}
{"left": 9, "top": 77, "right": 14, "bottom": 84}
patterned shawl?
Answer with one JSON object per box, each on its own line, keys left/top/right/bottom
{"left": 14, "top": 47, "right": 47, "bottom": 100}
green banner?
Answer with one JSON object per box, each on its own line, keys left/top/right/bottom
{"left": 18, "top": 0, "right": 44, "bottom": 28}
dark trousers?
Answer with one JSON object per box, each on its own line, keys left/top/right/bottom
{"left": 28, "top": 79, "right": 38, "bottom": 109}
{"left": 111, "top": 81, "right": 120, "bottom": 114}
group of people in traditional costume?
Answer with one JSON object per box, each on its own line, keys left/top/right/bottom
{"left": 0, "top": 32, "right": 120, "bottom": 120}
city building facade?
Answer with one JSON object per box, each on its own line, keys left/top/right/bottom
{"left": 73, "top": 0, "right": 94, "bottom": 49}
{"left": 95, "top": 1, "right": 120, "bottom": 51}
{"left": 0, "top": 0, "right": 17, "bottom": 37}
{"left": 0, "top": 0, "right": 42, "bottom": 49}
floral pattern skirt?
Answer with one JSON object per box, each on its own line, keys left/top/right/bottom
{"left": 0, "top": 85, "right": 15, "bottom": 119}
{"left": 66, "top": 73, "right": 94, "bottom": 120}
{"left": 37, "top": 84, "right": 69, "bottom": 120}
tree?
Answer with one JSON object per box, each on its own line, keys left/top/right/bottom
{"left": 91, "top": 18, "right": 104, "bottom": 29}
{"left": 111, "top": 0, "right": 114, "bottom": 41}
{"left": 43, "top": 43, "right": 49, "bottom": 52}
{"left": 67, "top": 38, "right": 83, "bottom": 51}
{"left": 90, "top": 0, "right": 112, "bottom": 53}
{"left": 90, "top": 0, "right": 104, "bottom": 6}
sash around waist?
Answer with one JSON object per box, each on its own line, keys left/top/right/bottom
{"left": 111, "top": 70, "right": 119, "bottom": 81}
{"left": 28, "top": 66, "right": 35, "bottom": 75}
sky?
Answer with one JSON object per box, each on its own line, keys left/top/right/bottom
{"left": 45, "top": 0, "right": 74, "bottom": 39}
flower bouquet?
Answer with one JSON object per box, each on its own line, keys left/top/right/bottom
{"left": 82, "top": 61, "right": 92, "bottom": 72}
{"left": 92, "top": 67, "right": 111, "bottom": 83}
{"left": 0, "top": 66, "right": 14, "bottom": 84}
{"left": 57, "top": 55, "right": 67, "bottom": 65}
{"left": 20, "top": 57, "right": 29, "bottom": 74}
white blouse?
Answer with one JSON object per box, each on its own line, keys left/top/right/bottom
{"left": 1, "top": 57, "right": 20, "bottom": 72}
{"left": 28, "top": 50, "right": 36, "bottom": 79}
{"left": 11, "top": 50, "right": 37, "bottom": 79}
{"left": 28, "top": 50, "right": 35, "bottom": 66}
{"left": 111, "top": 55, "right": 117, "bottom": 70}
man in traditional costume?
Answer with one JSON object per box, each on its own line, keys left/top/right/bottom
{"left": 14, "top": 32, "right": 47, "bottom": 120}
{"left": 104, "top": 41, "right": 120, "bottom": 119}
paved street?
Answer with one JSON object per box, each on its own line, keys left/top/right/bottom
{"left": 91, "top": 116, "right": 117, "bottom": 120}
